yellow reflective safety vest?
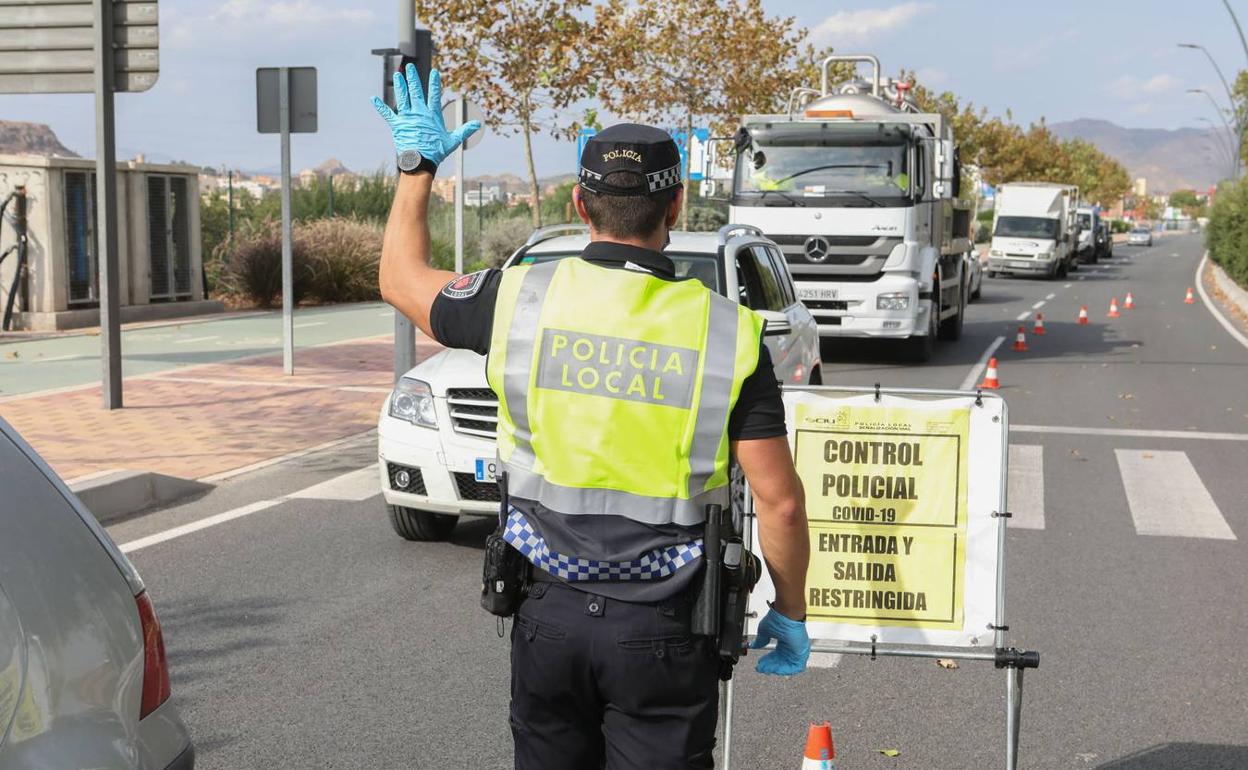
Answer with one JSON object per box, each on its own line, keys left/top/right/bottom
{"left": 486, "top": 256, "right": 764, "bottom": 527}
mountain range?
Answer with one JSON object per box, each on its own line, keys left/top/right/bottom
{"left": 1050, "top": 119, "right": 1230, "bottom": 194}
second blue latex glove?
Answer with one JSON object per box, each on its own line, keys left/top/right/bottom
{"left": 371, "top": 65, "right": 481, "bottom": 167}
{"left": 750, "top": 606, "right": 811, "bottom": 676}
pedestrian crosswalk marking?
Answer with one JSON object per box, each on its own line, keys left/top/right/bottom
{"left": 1007, "top": 445, "right": 1045, "bottom": 530}
{"left": 1115, "top": 450, "right": 1236, "bottom": 540}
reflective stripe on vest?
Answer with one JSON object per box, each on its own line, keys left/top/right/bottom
{"left": 487, "top": 257, "right": 762, "bottom": 528}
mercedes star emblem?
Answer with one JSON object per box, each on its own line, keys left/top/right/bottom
{"left": 804, "top": 236, "right": 831, "bottom": 262}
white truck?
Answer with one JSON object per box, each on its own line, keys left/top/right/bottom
{"left": 986, "top": 183, "right": 1079, "bottom": 279}
{"left": 728, "top": 54, "right": 973, "bottom": 361}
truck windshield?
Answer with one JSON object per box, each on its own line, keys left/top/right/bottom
{"left": 733, "top": 141, "right": 910, "bottom": 207}
{"left": 995, "top": 216, "right": 1060, "bottom": 240}
{"left": 516, "top": 253, "right": 721, "bottom": 293}
{"left": 1077, "top": 213, "right": 1092, "bottom": 229}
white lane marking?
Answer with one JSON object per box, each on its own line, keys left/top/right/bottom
{"left": 120, "top": 499, "right": 284, "bottom": 553}
{"left": 1045, "top": 293, "right": 1056, "bottom": 300}
{"left": 287, "top": 464, "right": 381, "bottom": 501}
{"left": 1030, "top": 300, "right": 1046, "bottom": 310}
{"left": 175, "top": 335, "right": 219, "bottom": 344}
{"left": 1196, "top": 253, "right": 1248, "bottom": 351}
{"left": 1077, "top": 276, "right": 1086, "bottom": 281}
{"left": 1012, "top": 424, "right": 1248, "bottom": 442}
{"left": 40, "top": 354, "right": 82, "bottom": 362}
{"left": 122, "top": 460, "right": 384, "bottom": 553}
{"left": 1007, "top": 445, "right": 1044, "bottom": 530}
{"left": 1015, "top": 310, "right": 1030, "bottom": 321}
{"left": 1116, "top": 450, "right": 1236, "bottom": 540}
{"left": 1063, "top": 283, "right": 1072, "bottom": 288}
{"left": 294, "top": 321, "right": 326, "bottom": 329}
{"left": 807, "top": 652, "right": 843, "bottom": 668}
{"left": 959, "top": 335, "right": 1006, "bottom": 391}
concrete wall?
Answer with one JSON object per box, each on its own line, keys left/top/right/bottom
{"left": 0, "top": 154, "right": 209, "bottom": 329}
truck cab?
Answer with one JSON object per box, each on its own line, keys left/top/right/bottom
{"left": 728, "top": 54, "right": 971, "bottom": 361}
{"left": 1075, "top": 205, "right": 1101, "bottom": 264}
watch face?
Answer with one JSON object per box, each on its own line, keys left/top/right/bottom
{"left": 398, "top": 149, "right": 423, "bottom": 171}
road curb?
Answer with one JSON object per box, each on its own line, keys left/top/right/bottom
{"left": 70, "top": 470, "right": 213, "bottom": 523}
{"left": 1207, "top": 258, "right": 1248, "bottom": 318}
{"left": 1197, "top": 254, "right": 1248, "bottom": 351}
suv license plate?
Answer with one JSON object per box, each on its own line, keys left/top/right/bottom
{"left": 1011, "top": 261, "right": 1029, "bottom": 268}
{"left": 475, "top": 458, "right": 497, "bottom": 483}
{"left": 799, "top": 288, "right": 838, "bottom": 301}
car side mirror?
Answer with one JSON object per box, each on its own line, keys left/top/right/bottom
{"left": 757, "top": 309, "right": 792, "bottom": 337}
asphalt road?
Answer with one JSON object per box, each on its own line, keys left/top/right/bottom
{"left": 0, "top": 302, "right": 396, "bottom": 397}
{"left": 104, "top": 233, "right": 1248, "bottom": 770}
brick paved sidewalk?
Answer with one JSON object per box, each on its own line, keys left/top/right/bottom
{"left": 0, "top": 335, "right": 443, "bottom": 482}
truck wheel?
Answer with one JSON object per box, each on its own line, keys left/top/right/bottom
{"left": 905, "top": 304, "right": 938, "bottom": 362}
{"left": 809, "top": 366, "right": 823, "bottom": 385}
{"left": 938, "top": 284, "right": 964, "bottom": 341}
{"left": 388, "top": 504, "right": 458, "bottom": 541}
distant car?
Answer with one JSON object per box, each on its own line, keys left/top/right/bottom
{"left": 1096, "top": 222, "right": 1113, "bottom": 259}
{"left": 0, "top": 418, "right": 193, "bottom": 769}
{"left": 964, "top": 251, "right": 983, "bottom": 301}
{"left": 377, "top": 224, "right": 822, "bottom": 541}
{"left": 1127, "top": 228, "right": 1153, "bottom": 247}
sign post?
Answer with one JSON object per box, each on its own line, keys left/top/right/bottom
{"left": 0, "top": 0, "right": 160, "bottom": 409}
{"left": 723, "top": 385, "right": 1039, "bottom": 770}
{"left": 256, "top": 67, "right": 317, "bottom": 375}
{"left": 441, "top": 99, "right": 483, "bottom": 274}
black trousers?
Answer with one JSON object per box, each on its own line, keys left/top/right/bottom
{"left": 510, "top": 581, "right": 720, "bottom": 770}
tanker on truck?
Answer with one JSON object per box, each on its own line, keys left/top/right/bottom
{"left": 728, "top": 54, "right": 974, "bottom": 361}
{"left": 986, "top": 183, "right": 1079, "bottom": 279}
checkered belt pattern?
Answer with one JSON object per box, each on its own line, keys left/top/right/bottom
{"left": 503, "top": 507, "right": 703, "bottom": 582}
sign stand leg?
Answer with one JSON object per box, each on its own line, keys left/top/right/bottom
{"left": 1006, "top": 664, "right": 1023, "bottom": 770}
{"left": 279, "top": 67, "right": 294, "bottom": 375}
{"left": 722, "top": 676, "right": 736, "bottom": 770}
{"left": 94, "top": 0, "right": 122, "bottom": 408}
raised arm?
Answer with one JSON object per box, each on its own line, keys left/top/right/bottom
{"left": 373, "top": 65, "right": 481, "bottom": 338}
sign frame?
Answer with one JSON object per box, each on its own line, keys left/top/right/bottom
{"left": 721, "top": 384, "right": 1039, "bottom": 770}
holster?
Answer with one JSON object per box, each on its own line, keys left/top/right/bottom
{"left": 691, "top": 503, "right": 761, "bottom": 680}
{"left": 481, "top": 471, "right": 527, "bottom": 617}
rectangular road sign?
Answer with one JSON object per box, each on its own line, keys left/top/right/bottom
{"left": 0, "top": 0, "right": 159, "bottom": 94}
{"left": 256, "top": 67, "right": 318, "bottom": 134}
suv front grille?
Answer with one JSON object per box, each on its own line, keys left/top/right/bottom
{"left": 453, "top": 472, "right": 502, "bottom": 502}
{"left": 446, "top": 388, "right": 498, "bottom": 439}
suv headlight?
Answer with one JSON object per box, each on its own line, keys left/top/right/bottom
{"left": 389, "top": 377, "right": 437, "bottom": 428}
{"left": 990, "top": 249, "right": 1003, "bottom": 257}
{"left": 1038, "top": 250, "right": 1053, "bottom": 259}
{"left": 877, "top": 292, "right": 910, "bottom": 310}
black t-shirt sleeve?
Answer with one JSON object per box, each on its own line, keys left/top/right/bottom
{"left": 428, "top": 269, "right": 502, "bottom": 355}
{"left": 727, "top": 342, "right": 787, "bottom": 440}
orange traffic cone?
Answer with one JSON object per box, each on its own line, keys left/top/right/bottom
{"left": 801, "top": 722, "right": 836, "bottom": 769}
{"left": 980, "top": 357, "right": 1001, "bottom": 389}
{"left": 1107, "top": 297, "right": 1120, "bottom": 318}
{"left": 1033, "top": 313, "right": 1046, "bottom": 335}
{"left": 1124, "top": 292, "right": 1135, "bottom": 310}
{"left": 1185, "top": 287, "right": 1196, "bottom": 304}
{"left": 1012, "top": 325, "right": 1028, "bottom": 352}
{"left": 1077, "top": 306, "right": 1089, "bottom": 325}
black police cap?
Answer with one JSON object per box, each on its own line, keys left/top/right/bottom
{"left": 578, "top": 123, "right": 683, "bottom": 196}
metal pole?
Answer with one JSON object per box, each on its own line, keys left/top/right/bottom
{"left": 393, "top": 0, "right": 417, "bottom": 382}
{"left": 1180, "top": 44, "right": 1243, "bottom": 178}
{"left": 477, "top": 181, "right": 483, "bottom": 237}
{"left": 1006, "top": 666, "right": 1024, "bottom": 770}
{"left": 328, "top": 174, "right": 335, "bottom": 217}
{"left": 455, "top": 100, "right": 466, "bottom": 274}
{"left": 227, "top": 170, "right": 234, "bottom": 247}
{"left": 1197, "top": 117, "right": 1235, "bottom": 169}
{"left": 722, "top": 676, "right": 736, "bottom": 770}
{"left": 1223, "top": 0, "right": 1248, "bottom": 67}
{"left": 280, "top": 67, "right": 294, "bottom": 375}
{"left": 94, "top": 0, "right": 122, "bottom": 409}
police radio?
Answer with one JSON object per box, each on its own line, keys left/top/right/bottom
{"left": 481, "top": 471, "right": 527, "bottom": 618}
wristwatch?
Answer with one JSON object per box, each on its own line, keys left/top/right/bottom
{"left": 397, "top": 149, "right": 436, "bottom": 175}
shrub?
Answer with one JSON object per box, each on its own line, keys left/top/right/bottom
{"left": 480, "top": 217, "right": 536, "bottom": 267}
{"left": 1207, "top": 179, "right": 1248, "bottom": 288}
{"left": 295, "top": 217, "right": 383, "bottom": 303}
{"left": 213, "top": 219, "right": 310, "bottom": 307}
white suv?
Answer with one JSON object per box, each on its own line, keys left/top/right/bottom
{"left": 376, "top": 224, "right": 821, "bottom": 540}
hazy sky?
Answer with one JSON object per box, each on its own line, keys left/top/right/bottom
{"left": 2, "top": 0, "right": 1245, "bottom": 178}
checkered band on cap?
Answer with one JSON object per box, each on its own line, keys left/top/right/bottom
{"left": 646, "top": 164, "right": 682, "bottom": 193}
{"left": 502, "top": 508, "right": 703, "bottom": 582}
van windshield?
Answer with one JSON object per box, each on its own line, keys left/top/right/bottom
{"left": 995, "top": 216, "right": 1060, "bottom": 240}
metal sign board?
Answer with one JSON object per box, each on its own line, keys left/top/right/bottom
{"left": 256, "top": 67, "right": 318, "bottom": 134}
{"left": 440, "top": 99, "right": 483, "bottom": 149}
{"left": 0, "top": 0, "right": 159, "bottom": 94}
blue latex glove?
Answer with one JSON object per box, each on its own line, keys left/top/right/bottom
{"left": 371, "top": 65, "right": 481, "bottom": 167}
{"left": 750, "top": 606, "right": 811, "bottom": 676}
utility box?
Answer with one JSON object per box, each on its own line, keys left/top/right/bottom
{"left": 0, "top": 154, "right": 221, "bottom": 331}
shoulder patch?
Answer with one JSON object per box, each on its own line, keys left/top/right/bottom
{"left": 441, "top": 270, "right": 489, "bottom": 300}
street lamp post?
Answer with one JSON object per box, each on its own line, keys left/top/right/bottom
{"left": 1189, "top": 88, "right": 1239, "bottom": 179}
{"left": 1179, "top": 43, "right": 1243, "bottom": 177}
{"left": 1197, "top": 116, "right": 1236, "bottom": 169}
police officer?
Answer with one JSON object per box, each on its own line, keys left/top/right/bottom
{"left": 374, "top": 66, "right": 812, "bottom": 769}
